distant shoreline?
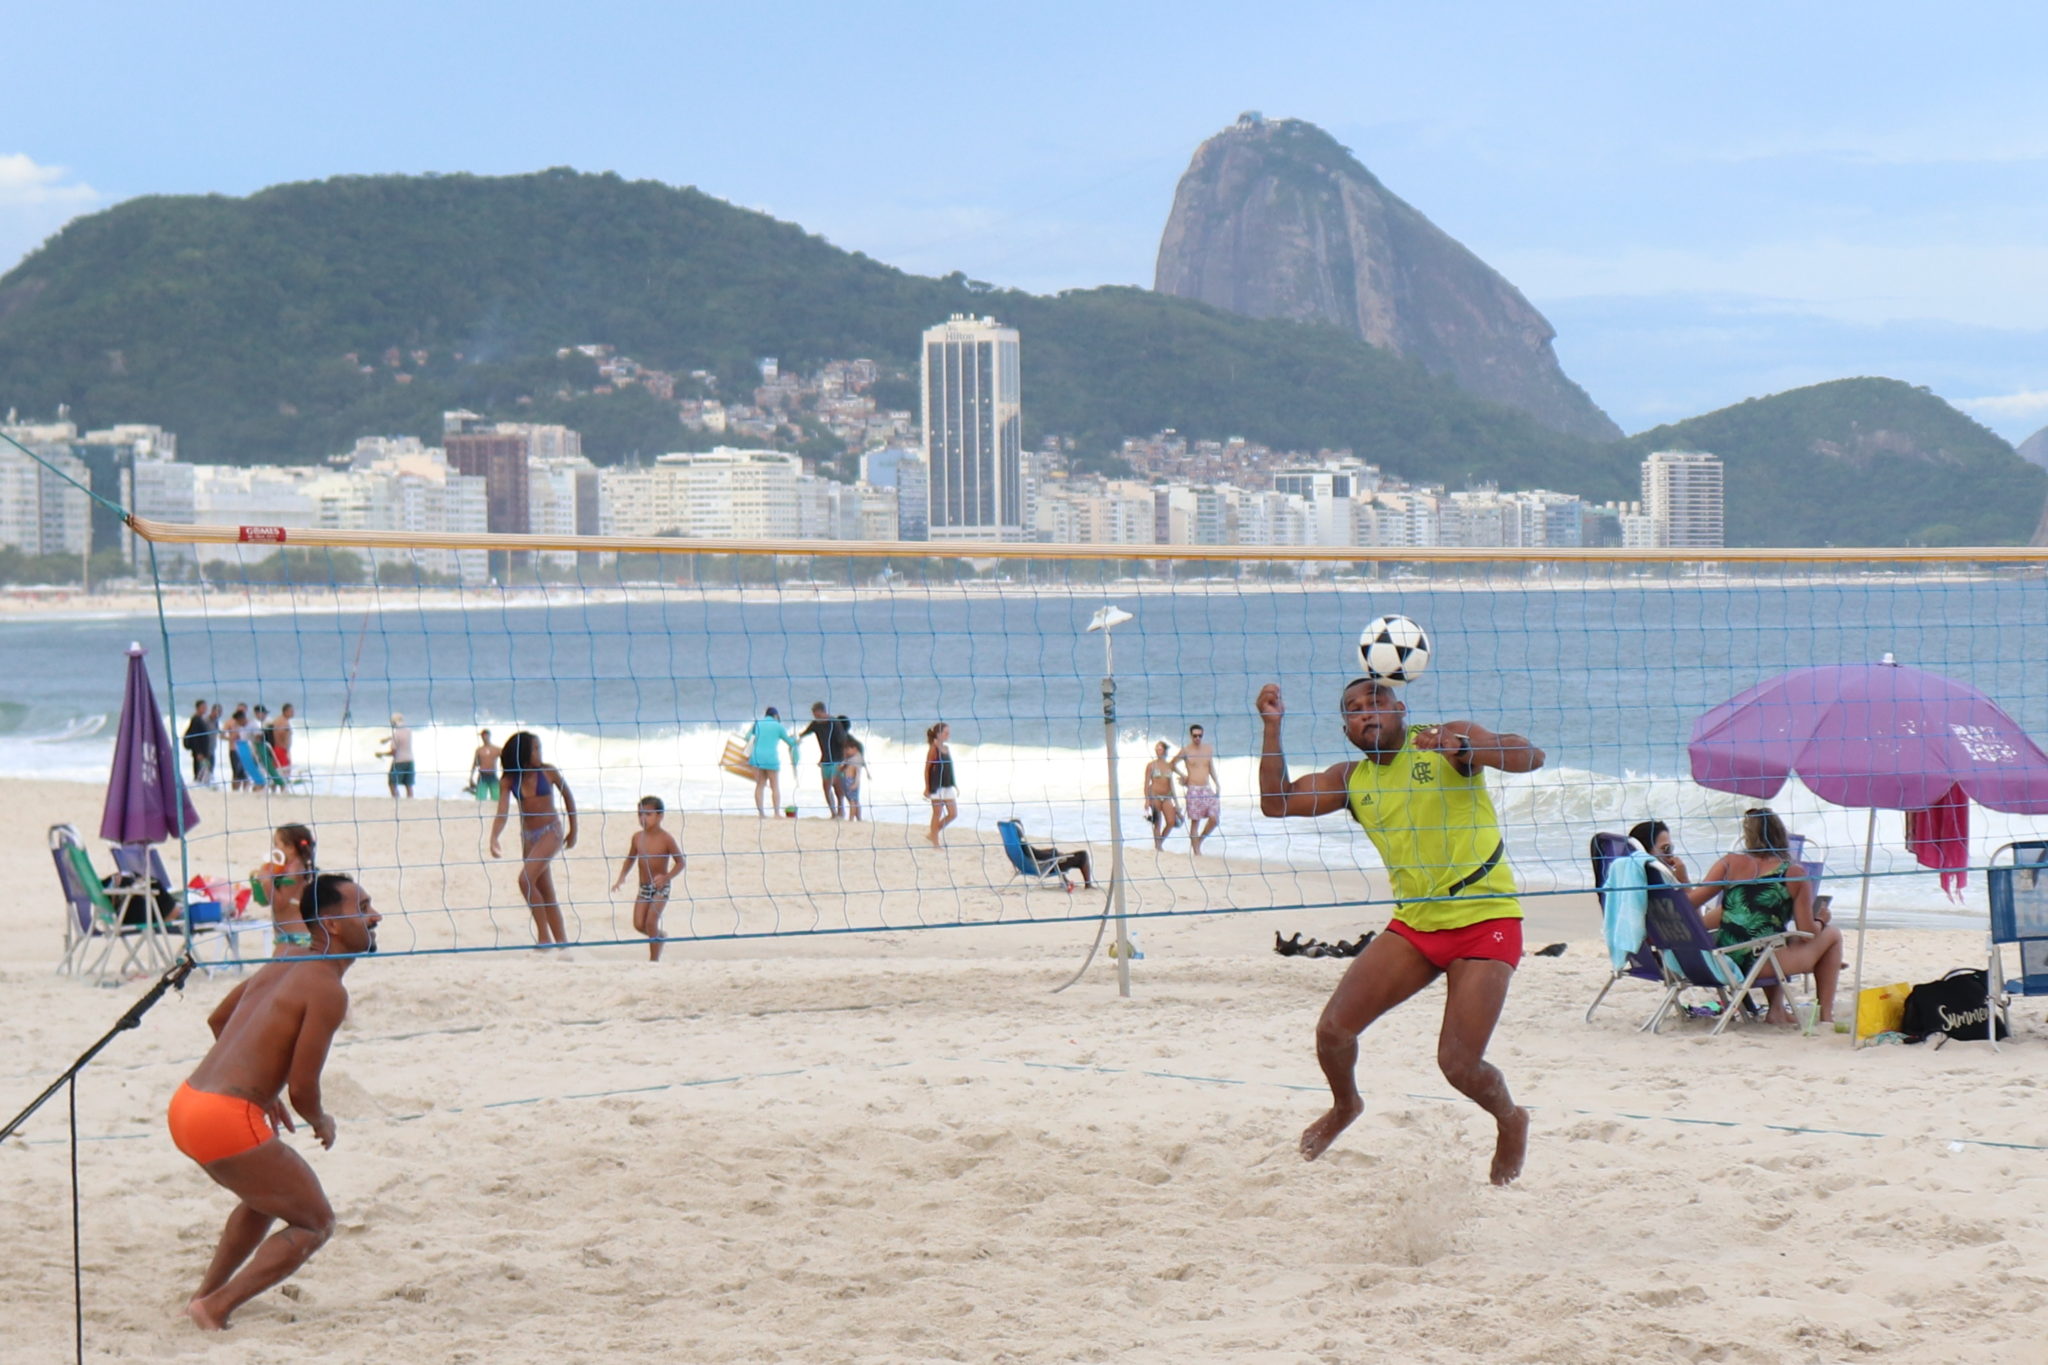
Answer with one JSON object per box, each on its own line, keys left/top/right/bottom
{"left": 0, "top": 565, "right": 2030, "bottom": 624}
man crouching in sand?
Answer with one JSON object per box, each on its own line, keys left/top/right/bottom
{"left": 168, "top": 872, "right": 378, "bottom": 1329}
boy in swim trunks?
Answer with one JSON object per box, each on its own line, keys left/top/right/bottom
{"left": 612, "top": 796, "right": 684, "bottom": 961}
{"left": 167, "top": 872, "right": 379, "bottom": 1330}
{"left": 1256, "top": 676, "right": 1543, "bottom": 1186}
{"left": 1172, "top": 724, "right": 1220, "bottom": 854}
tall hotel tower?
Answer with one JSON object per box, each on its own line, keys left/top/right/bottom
{"left": 921, "top": 315, "right": 1023, "bottom": 541}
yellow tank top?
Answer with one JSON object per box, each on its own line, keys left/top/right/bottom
{"left": 1345, "top": 725, "right": 1520, "bottom": 931}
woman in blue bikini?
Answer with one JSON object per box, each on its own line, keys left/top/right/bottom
{"left": 489, "top": 730, "right": 579, "bottom": 947}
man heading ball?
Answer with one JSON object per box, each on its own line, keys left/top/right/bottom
{"left": 1256, "top": 677, "right": 1543, "bottom": 1185}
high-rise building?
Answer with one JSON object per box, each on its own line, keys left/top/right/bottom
{"left": 921, "top": 315, "right": 1023, "bottom": 541}
{"left": 1641, "top": 450, "right": 1724, "bottom": 548}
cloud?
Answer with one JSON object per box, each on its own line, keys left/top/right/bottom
{"left": 0, "top": 153, "right": 99, "bottom": 210}
{"left": 1503, "top": 240, "right": 2048, "bottom": 331}
{"left": 1956, "top": 390, "right": 2048, "bottom": 425}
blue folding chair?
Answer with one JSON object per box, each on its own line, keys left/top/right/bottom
{"left": 1585, "top": 832, "right": 1670, "bottom": 1026}
{"left": 996, "top": 819, "right": 1078, "bottom": 891}
{"left": 1641, "top": 863, "right": 1807, "bottom": 1036}
{"left": 1986, "top": 840, "right": 2048, "bottom": 1052}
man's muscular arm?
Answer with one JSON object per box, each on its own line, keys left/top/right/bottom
{"left": 1417, "top": 720, "right": 1545, "bottom": 777}
{"left": 1255, "top": 684, "right": 1352, "bottom": 817}
{"left": 286, "top": 983, "right": 348, "bottom": 1149}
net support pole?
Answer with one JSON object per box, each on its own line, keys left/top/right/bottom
{"left": 1849, "top": 807, "right": 1878, "bottom": 1048}
{"left": 1089, "top": 604, "right": 1136, "bottom": 998}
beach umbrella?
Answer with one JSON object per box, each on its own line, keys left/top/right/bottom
{"left": 1688, "top": 658, "right": 2048, "bottom": 1043}
{"left": 100, "top": 642, "right": 201, "bottom": 847}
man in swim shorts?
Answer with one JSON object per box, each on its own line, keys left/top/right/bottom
{"left": 1172, "top": 723, "right": 1220, "bottom": 854}
{"left": 377, "top": 713, "right": 415, "bottom": 798}
{"left": 801, "top": 702, "right": 853, "bottom": 819}
{"left": 1256, "top": 677, "right": 1543, "bottom": 1186}
{"left": 167, "top": 872, "right": 379, "bottom": 1329}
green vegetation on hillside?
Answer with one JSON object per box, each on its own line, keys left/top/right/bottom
{"left": 1622, "top": 378, "right": 2045, "bottom": 547}
{"left": 0, "top": 168, "right": 1624, "bottom": 496}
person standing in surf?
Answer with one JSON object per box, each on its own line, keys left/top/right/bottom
{"left": 1255, "top": 677, "right": 1543, "bottom": 1186}
{"left": 489, "top": 730, "right": 578, "bottom": 947}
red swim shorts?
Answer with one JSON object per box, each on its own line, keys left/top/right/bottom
{"left": 167, "top": 1082, "right": 276, "bottom": 1165}
{"left": 1386, "top": 916, "right": 1522, "bottom": 972}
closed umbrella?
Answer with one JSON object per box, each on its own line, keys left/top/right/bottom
{"left": 101, "top": 641, "right": 201, "bottom": 848}
{"left": 1688, "top": 659, "right": 2048, "bottom": 1043}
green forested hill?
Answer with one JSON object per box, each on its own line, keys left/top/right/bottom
{"left": 1621, "top": 378, "right": 2045, "bottom": 547}
{"left": 0, "top": 168, "right": 1625, "bottom": 496}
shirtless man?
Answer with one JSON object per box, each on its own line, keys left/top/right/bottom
{"left": 1257, "top": 677, "right": 1542, "bottom": 1186}
{"left": 167, "top": 872, "right": 379, "bottom": 1330}
{"left": 468, "top": 729, "right": 502, "bottom": 802}
{"left": 1171, "top": 723, "right": 1220, "bottom": 854}
{"left": 1142, "top": 741, "right": 1182, "bottom": 850}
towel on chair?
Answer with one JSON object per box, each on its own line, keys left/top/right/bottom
{"left": 1600, "top": 850, "right": 1658, "bottom": 971}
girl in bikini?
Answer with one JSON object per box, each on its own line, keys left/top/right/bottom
{"left": 489, "top": 730, "right": 579, "bottom": 947}
{"left": 247, "top": 822, "right": 317, "bottom": 954}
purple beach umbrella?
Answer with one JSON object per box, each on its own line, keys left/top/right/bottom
{"left": 1688, "top": 659, "right": 2048, "bottom": 1043}
{"left": 100, "top": 643, "right": 201, "bottom": 847}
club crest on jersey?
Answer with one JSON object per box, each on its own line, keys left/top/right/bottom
{"left": 1412, "top": 760, "right": 1435, "bottom": 784}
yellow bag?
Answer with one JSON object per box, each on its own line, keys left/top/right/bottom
{"left": 1856, "top": 981, "right": 1912, "bottom": 1037}
{"left": 720, "top": 736, "right": 757, "bottom": 780}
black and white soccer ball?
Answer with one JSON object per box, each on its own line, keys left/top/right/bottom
{"left": 1358, "top": 614, "right": 1431, "bottom": 685}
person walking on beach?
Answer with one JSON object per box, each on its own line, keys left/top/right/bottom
{"left": 377, "top": 713, "right": 415, "bottom": 798}
{"left": 206, "top": 702, "right": 224, "bottom": 780}
{"left": 839, "top": 738, "right": 866, "bottom": 821}
{"left": 924, "top": 722, "right": 958, "bottom": 847}
{"left": 468, "top": 729, "right": 502, "bottom": 802}
{"left": 1143, "top": 740, "right": 1182, "bottom": 850}
{"left": 1256, "top": 677, "right": 1543, "bottom": 1186}
{"left": 490, "top": 730, "right": 578, "bottom": 946}
{"left": 745, "top": 707, "right": 800, "bottom": 817}
{"left": 168, "top": 871, "right": 379, "bottom": 1331}
{"left": 1172, "top": 723, "right": 1220, "bottom": 854}
{"left": 184, "top": 699, "right": 215, "bottom": 785}
{"left": 612, "top": 796, "right": 684, "bottom": 961}
{"left": 801, "top": 702, "right": 853, "bottom": 818}
{"left": 224, "top": 707, "right": 251, "bottom": 791}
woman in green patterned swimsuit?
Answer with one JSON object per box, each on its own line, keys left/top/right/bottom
{"left": 1686, "top": 808, "right": 1845, "bottom": 1024}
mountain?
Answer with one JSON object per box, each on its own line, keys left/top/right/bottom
{"left": 1154, "top": 114, "right": 1621, "bottom": 444}
{"left": 1622, "top": 378, "right": 2046, "bottom": 547}
{"left": 2017, "top": 423, "right": 2048, "bottom": 470}
{"left": 0, "top": 168, "right": 1621, "bottom": 498}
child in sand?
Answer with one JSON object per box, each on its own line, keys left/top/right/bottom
{"left": 839, "top": 739, "right": 866, "bottom": 821}
{"left": 611, "top": 796, "right": 684, "bottom": 960}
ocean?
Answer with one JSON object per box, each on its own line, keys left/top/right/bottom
{"left": 6, "top": 569, "right": 2045, "bottom": 928}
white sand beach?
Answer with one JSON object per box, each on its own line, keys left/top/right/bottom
{"left": 4, "top": 776, "right": 2046, "bottom": 1363}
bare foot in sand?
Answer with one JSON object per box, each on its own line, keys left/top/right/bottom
{"left": 187, "top": 1296, "right": 228, "bottom": 1331}
{"left": 1490, "top": 1106, "right": 1529, "bottom": 1186}
{"left": 1299, "top": 1098, "right": 1364, "bottom": 1161}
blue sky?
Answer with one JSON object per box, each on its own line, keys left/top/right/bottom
{"left": 6, "top": 1, "right": 2047, "bottom": 440}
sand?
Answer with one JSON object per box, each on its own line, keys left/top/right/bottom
{"left": 4, "top": 776, "right": 2046, "bottom": 1363}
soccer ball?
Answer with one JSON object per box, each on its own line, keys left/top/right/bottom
{"left": 1358, "top": 615, "right": 1431, "bottom": 685}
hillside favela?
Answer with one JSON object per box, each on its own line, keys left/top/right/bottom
{"left": 9, "top": 13, "right": 2048, "bottom": 1365}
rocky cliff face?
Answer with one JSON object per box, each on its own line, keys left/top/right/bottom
{"left": 1155, "top": 115, "right": 1621, "bottom": 442}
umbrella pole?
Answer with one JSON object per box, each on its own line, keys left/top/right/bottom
{"left": 1850, "top": 807, "right": 1877, "bottom": 1048}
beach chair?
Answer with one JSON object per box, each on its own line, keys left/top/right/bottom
{"left": 1986, "top": 840, "right": 2048, "bottom": 1052}
{"left": 256, "top": 740, "right": 308, "bottom": 791}
{"left": 1585, "top": 832, "right": 1670, "bottom": 1027}
{"left": 996, "top": 819, "right": 1077, "bottom": 891}
{"left": 1641, "top": 865, "right": 1808, "bottom": 1036}
{"left": 111, "top": 843, "right": 255, "bottom": 973}
{"left": 50, "top": 825, "right": 170, "bottom": 984}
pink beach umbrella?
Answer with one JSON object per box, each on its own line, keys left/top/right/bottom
{"left": 1688, "top": 658, "right": 2048, "bottom": 1043}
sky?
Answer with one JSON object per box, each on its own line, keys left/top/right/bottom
{"left": 6, "top": 1, "right": 2047, "bottom": 442}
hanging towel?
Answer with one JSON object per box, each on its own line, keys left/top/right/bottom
{"left": 1906, "top": 782, "right": 1970, "bottom": 901}
{"left": 1599, "top": 850, "right": 1658, "bottom": 970}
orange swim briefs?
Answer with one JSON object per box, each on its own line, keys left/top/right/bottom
{"left": 167, "top": 1082, "right": 276, "bottom": 1165}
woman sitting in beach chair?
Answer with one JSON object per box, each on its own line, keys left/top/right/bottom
{"left": 1686, "top": 807, "right": 1844, "bottom": 1025}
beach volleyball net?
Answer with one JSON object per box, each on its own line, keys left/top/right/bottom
{"left": 107, "top": 513, "right": 2048, "bottom": 963}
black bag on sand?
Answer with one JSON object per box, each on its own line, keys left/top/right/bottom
{"left": 1901, "top": 969, "right": 2008, "bottom": 1045}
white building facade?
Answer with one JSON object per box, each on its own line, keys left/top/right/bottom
{"left": 1641, "top": 450, "right": 1725, "bottom": 549}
